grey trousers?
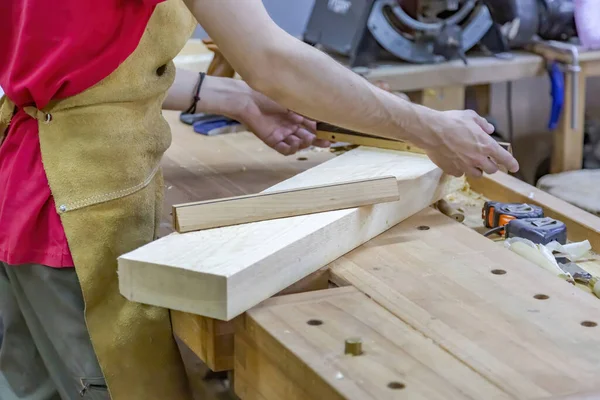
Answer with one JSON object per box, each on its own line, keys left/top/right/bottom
{"left": 0, "top": 263, "right": 109, "bottom": 400}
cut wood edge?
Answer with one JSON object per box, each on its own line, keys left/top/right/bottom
{"left": 468, "top": 172, "right": 600, "bottom": 250}
{"left": 172, "top": 176, "right": 401, "bottom": 233}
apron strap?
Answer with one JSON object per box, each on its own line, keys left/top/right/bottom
{"left": 0, "top": 95, "right": 16, "bottom": 145}
{"left": 23, "top": 106, "right": 53, "bottom": 123}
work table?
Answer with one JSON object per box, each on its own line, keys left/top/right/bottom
{"left": 160, "top": 110, "right": 600, "bottom": 400}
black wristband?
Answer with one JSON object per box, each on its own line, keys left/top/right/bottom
{"left": 183, "top": 72, "right": 206, "bottom": 115}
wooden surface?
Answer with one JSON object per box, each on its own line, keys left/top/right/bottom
{"left": 236, "top": 287, "right": 510, "bottom": 400}
{"left": 357, "top": 51, "right": 545, "bottom": 92}
{"left": 327, "top": 208, "right": 600, "bottom": 399}
{"left": 119, "top": 147, "right": 463, "bottom": 320}
{"left": 173, "top": 176, "right": 400, "bottom": 233}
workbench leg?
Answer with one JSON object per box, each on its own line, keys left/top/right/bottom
{"left": 551, "top": 67, "right": 587, "bottom": 173}
{"left": 467, "top": 84, "right": 491, "bottom": 117}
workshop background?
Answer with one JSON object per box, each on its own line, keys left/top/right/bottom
{"left": 193, "top": 0, "right": 600, "bottom": 185}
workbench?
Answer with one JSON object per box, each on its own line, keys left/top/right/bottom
{"left": 161, "top": 110, "right": 600, "bottom": 400}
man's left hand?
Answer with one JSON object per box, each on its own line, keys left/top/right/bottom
{"left": 239, "top": 91, "right": 330, "bottom": 155}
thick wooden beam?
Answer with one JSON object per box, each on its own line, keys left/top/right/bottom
{"left": 468, "top": 172, "right": 600, "bottom": 250}
{"left": 118, "top": 147, "right": 463, "bottom": 320}
{"left": 173, "top": 176, "right": 400, "bottom": 233}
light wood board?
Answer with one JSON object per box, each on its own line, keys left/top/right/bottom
{"left": 359, "top": 51, "right": 544, "bottom": 91}
{"left": 330, "top": 208, "right": 600, "bottom": 399}
{"left": 173, "top": 176, "right": 400, "bottom": 233}
{"left": 118, "top": 147, "right": 463, "bottom": 320}
{"left": 235, "top": 287, "right": 511, "bottom": 400}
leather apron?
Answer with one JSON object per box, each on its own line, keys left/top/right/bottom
{"left": 0, "top": 1, "right": 197, "bottom": 399}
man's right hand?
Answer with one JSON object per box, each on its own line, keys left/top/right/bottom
{"left": 413, "top": 108, "right": 519, "bottom": 178}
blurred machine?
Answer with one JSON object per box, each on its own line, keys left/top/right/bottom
{"left": 303, "top": 0, "right": 577, "bottom": 67}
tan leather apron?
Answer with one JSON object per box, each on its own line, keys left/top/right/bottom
{"left": 0, "top": 1, "right": 197, "bottom": 399}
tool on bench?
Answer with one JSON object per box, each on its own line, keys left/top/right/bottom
{"left": 482, "top": 201, "right": 567, "bottom": 245}
{"left": 482, "top": 201, "right": 544, "bottom": 230}
{"left": 504, "top": 217, "right": 567, "bottom": 245}
{"left": 555, "top": 258, "right": 593, "bottom": 284}
{"left": 180, "top": 113, "right": 244, "bottom": 136}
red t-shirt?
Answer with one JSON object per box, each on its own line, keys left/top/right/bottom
{"left": 0, "top": 0, "right": 166, "bottom": 268}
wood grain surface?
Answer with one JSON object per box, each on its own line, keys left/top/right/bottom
{"left": 330, "top": 208, "right": 600, "bottom": 399}
{"left": 236, "top": 287, "right": 511, "bottom": 400}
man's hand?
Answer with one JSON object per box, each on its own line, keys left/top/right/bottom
{"left": 239, "top": 91, "right": 330, "bottom": 155}
{"left": 164, "top": 71, "right": 328, "bottom": 156}
{"left": 413, "top": 108, "right": 519, "bottom": 178}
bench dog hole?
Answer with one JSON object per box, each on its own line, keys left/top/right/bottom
{"left": 491, "top": 269, "right": 506, "bottom": 275}
{"left": 388, "top": 382, "right": 406, "bottom": 390}
{"left": 307, "top": 319, "right": 323, "bottom": 326}
{"left": 581, "top": 321, "right": 597, "bottom": 327}
{"left": 534, "top": 294, "right": 549, "bottom": 300}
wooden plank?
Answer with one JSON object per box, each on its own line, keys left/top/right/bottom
{"left": 119, "top": 147, "right": 463, "bottom": 320}
{"left": 172, "top": 267, "right": 331, "bottom": 372}
{"left": 173, "top": 176, "right": 400, "bottom": 233}
{"left": 330, "top": 208, "right": 600, "bottom": 399}
{"left": 235, "top": 287, "right": 511, "bottom": 400}
{"left": 360, "top": 51, "right": 545, "bottom": 92}
{"left": 468, "top": 172, "right": 600, "bottom": 250}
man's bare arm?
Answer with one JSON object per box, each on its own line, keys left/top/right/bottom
{"left": 163, "top": 68, "right": 251, "bottom": 118}
{"left": 183, "top": 0, "right": 518, "bottom": 177}
{"left": 163, "top": 68, "right": 329, "bottom": 155}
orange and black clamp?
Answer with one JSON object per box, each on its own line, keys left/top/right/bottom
{"left": 482, "top": 201, "right": 544, "bottom": 234}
